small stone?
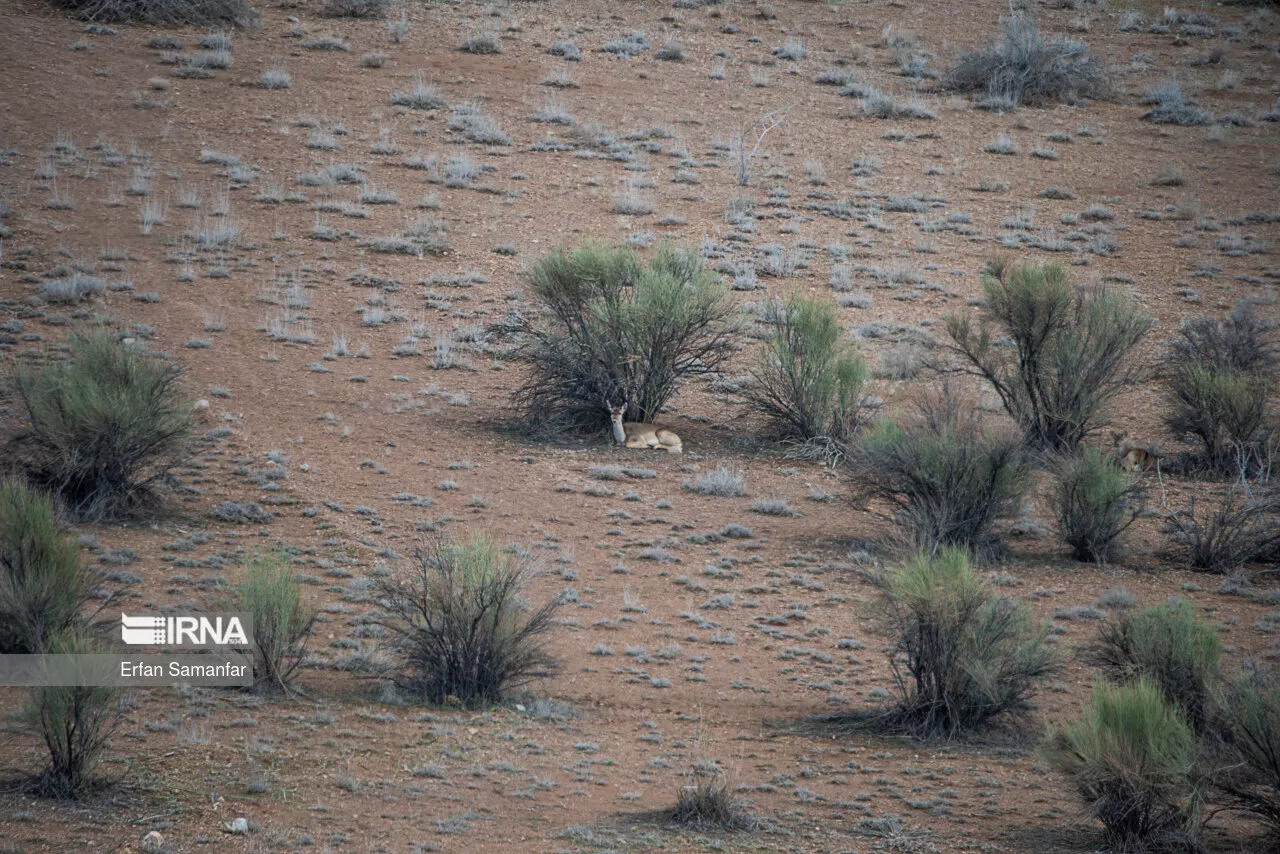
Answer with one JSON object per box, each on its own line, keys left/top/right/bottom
{"left": 225, "top": 817, "right": 249, "bottom": 835}
{"left": 141, "top": 830, "right": 165, "bottom": 853}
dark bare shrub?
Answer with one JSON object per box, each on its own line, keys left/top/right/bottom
{"left": 852, "top": 386, "right": 1030, "bottom": 556}
{"left": 1165, "top": 301, "right": 1277, "bottom": 474}
{"left": 0, "top": 479, "right": 95, "bottom": 654}
{"left": 1053, "top": 447, "right": 1143, "bottom": 563}
{"left": 320, "top": 0, "right": 385, "bottom": 17}
{"left": 1090, "top": 599, "right": 1222, "bottom": 733}
{"left": 1045, "top": 679, "right": 1202, "bottom": 852}
{"left": 1162, "top": 485, "right": 1280, "bottom": 573}
{"left": 236, "top": 550, "right": 315, "bottom": 694}
{"left": 1216, "top": 663, "right": 1280, "bottom": 842}
{"left": 866, "top": 548, "right": 1059, "bottom": 737}
{"left": 743, "top": 293, "right": 867, "bottom": 460}
{"left": 4, "top": 331, "right": 191, "bottom": 521}
{"left": 1168, "top": 301, "right": 1279, "bottom": 376}
{"left": 28, "top": 628, "right": 121, "bottom": 798}
{"left": 372, "top": 533, "right": 559, "bottom": 707}
{"left": 50, "top": 0, "right": 258, "bottom": 26}
{"left": 946, "top": 13, "right": 1106, "bottom": 107}
{"left": 945, "top": 258, "right": 1153, "bottom": 451}
{"left": 511, "top": 242, "right": 738, "bottom": 432}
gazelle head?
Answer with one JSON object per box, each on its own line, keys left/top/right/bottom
{"left": 604, "top": 392, "right": 627, "bottom": 423}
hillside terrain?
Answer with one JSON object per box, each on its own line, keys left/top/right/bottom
{"left": 1, "top": 0, "right": 1279, "bottom": 851}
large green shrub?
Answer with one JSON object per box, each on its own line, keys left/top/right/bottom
{"left": 945, "top": 259, "right": 1152, "bottom": 451}
{"left": 1053, "top": 447, "right": 1143, "bottom": 563}
{"left": 871, "top": 548, "right": 1059, "bottom": 737}
{"left": 511, "top": 242, "right": 738, "bottom": 432}
{"left": 853, "top": 386, "right": 1029, "bottom": 555}
{"left": 743, "top": 293, "right": 867, "bottom": 457}
{"left": 1090, "top": 599, "right": 1222, "bottom": 733}
{"left": 28, "top": 628, "right": 121, "bottom": 798}
{"left": 1165, "top": 301, "right": 1277, "bottom": 474}
{"left": 0, "top": 478, "right": 94, "bottom": 654}
{"left": 1045, "top": 679, "right": 1202, "bottom": 852}
{"left": 237, "top": 551, "right": 316, "bottom": 694}
{"left": 4, "top": 331, "right": 192, "bottom": 521}
{"left": 372, "top": 533, "right": 559, "bottom": 707}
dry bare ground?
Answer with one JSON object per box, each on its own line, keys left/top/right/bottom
{"left": 1, "top": 0, "right": 1278, "bottom": 851}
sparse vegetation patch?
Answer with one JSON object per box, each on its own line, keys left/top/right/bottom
{"left": 946, "top": 13, "right": 1105, "bottom": 107}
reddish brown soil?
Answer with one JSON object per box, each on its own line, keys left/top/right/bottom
{"left": 1, "top": 0, "right": 1278, "bottom": 851}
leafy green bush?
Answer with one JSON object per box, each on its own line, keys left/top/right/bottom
{"left": 1090, "top": 599, "right": 1222, "bottom": 733}
{"left": 1168, "top": 366, "right": 1270, "bottom": 473}
{"left": 0, "top": 478, "right": 95, "bottom": 654}
{"left": 742, "top": 293, "right": 867, "bottom": 459}
{"left": 852, "top": 386, "right": 1029, "bottom": 555}
{"left": 1165, "top": 301, "right": 1277, "bottom": 474}
{"left": 372, "top": 533, "right": 559, "bottom": 707}
{"left": 1046, "top": 679, "right": 1201, "bottom": 852}
{"left": 1216, "top": 664, "right": 1280, "bottom": 840}
{"left": 236, "top": 551, "right": 316, "bottom": 694}
{"left": 945, "top": 259, "right": 1152, "bottom": 451}
{"left": 4, "top": 331, "right": 192, "bottom": 521}
{"left": 945, "top": 13, "right": 1107, "bottom": 107}
{"left": 870, "top": 548, "right": 1059, "bottom": 737}
{"left": 1053, "top": 447, "right": 1144, "bottom": 563}
{"left": 511, "top": 242, "right": 738, "bottom": 432}
{"left": 28, "top": 628, "right": 120, "bottom": 798}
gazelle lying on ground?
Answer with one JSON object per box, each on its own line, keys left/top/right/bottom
{"left": 608, "top": 403, "right": 683, "bottom": 454}
{"left": 1112, "top": 430, "right": 1161, "bottom": 472}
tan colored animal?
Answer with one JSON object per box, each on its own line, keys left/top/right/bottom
{"left": 609, "top": 404, "right": 683, "bottom": 454}
{"left": 1112, "top": 431, "right": 1160, "bottom": 473}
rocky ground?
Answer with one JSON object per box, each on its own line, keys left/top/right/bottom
{"left": 0, "top": 0, "right": 1278, "bottom": 851}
